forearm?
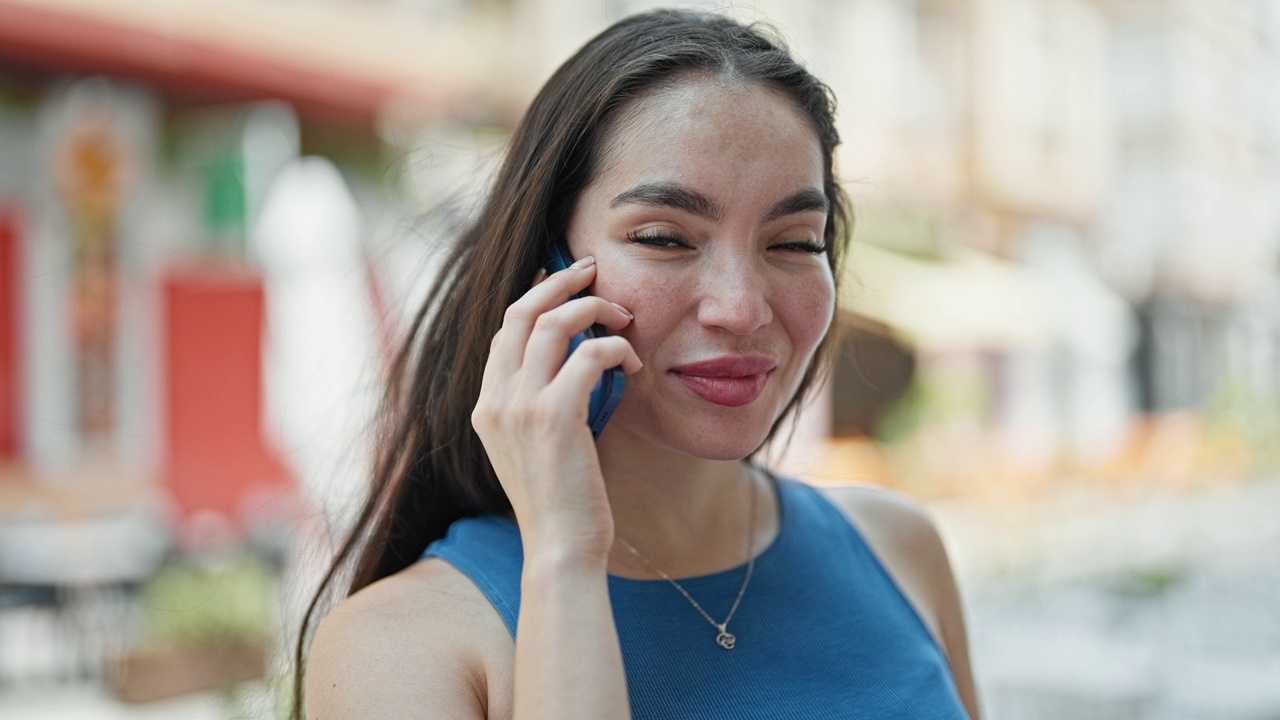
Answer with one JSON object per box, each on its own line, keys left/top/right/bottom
{"left": 513, "top": 552, "right": 630, "bottom": 720}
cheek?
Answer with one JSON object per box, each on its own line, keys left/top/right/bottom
{"left": 779, "top": 279, "right": 835, "bottom": 350}
{"left": 592, "top": 264, "right": 687, "bottom": 355}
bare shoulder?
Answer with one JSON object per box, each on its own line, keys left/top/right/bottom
{"left": 816, "top": 483, "right": 981, "bottom": 718}
{"left": 305, "top": 557, "right": 513, "bottom": 720}
{"left": 817, "top": 483, "right": 948, "bottom": 565}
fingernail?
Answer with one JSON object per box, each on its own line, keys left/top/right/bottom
{"left": 611, "top": 302, "right": 633, "bottom": 319}
{"left": 532, "top": 268, "right": 547, "bottom": 285}
{"left": 570, "top": 255, "right": 595, "bottom": 269}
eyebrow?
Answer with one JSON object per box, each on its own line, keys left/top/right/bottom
{"left": 762, "top": 188, "right": 829, "bottom": 224}
{"left": 611, "top": 182, "right": 725, "bottom": 221}
{"left": 610, "top": 182, "right": 828, "bottom": 224}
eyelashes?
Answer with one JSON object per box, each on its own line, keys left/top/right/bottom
{"left": 626, "top": 230, "right": 688, "bottom": 249}
{"left": 625, "top": 230, "right": 827, "bottom": 255}
{"left": 776, "top": 240, "right": 828, "bottom": 255}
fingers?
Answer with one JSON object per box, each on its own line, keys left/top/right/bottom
{"left": 474, "top": 334, "right": 639, "bottom": 442}
{"left": 487, "top": 256, "right": 598, "bottom": 377}
{"left": 546, "top": 336, "right": 642, "bottom": 404}
{"left": 520, "top": 296, "right": 635, "bottom": 383}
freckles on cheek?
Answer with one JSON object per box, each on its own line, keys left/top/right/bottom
{"left": 602, "top": 272, "right": 678, "bottom": 314}
{"left": 603, "top": 275, "right": 680, "bottom": 355}
{"left": 788, "top": 285, "right": 836, "bottom": 344}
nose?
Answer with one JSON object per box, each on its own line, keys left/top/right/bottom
{"left": 695, "top": 256, "right": 773, "bottom": 335}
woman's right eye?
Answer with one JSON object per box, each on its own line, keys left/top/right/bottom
{"left": 627, "top": 230, "right": 689, "bottom": 249}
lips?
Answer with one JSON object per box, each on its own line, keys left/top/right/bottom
{"left": 670, "top": 355, "right": 777, "bottom": 407}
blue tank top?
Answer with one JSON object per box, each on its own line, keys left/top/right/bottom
{"left": 422, "top": 477, "right": 968, "bottom": 719}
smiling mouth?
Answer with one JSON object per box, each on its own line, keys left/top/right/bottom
{"left": 668, "top": 356, "right": 777, "bottom": 407}
{"left": 672, "top": 372, "right": 771, "bottom": 407}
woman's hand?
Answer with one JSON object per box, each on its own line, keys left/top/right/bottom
{"left": 477, "top": 256, "right": 639, "bottom": 720}
{"left": 472, "top": 255, "right": 641, "bottom": 567}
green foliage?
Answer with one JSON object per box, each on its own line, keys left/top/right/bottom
{"left": 141, "top": 555, "right": 275, "bottom": 649}
{"left": 1106, "top": 566, "right": 1187, "bottom": 599}
{"left": 875, "top": 365, "right": 988, "bottom": 445}
{"left": 1203, "top": 375, "right": 1280, "bottom": 475}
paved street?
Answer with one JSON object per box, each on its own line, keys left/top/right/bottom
{"left": 940, "top": 476, "right": 1280, "bottom": 720}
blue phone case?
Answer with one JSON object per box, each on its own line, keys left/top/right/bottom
{"left": 543, "top": 246, "right": 626, "bottom": 439}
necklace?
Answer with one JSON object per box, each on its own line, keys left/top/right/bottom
{"left": 613, "top": 472, "right": 759, "bottom": 650}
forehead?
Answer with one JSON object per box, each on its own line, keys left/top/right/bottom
{"left": 592, "top": 76, "right": 824, "bottom": 198}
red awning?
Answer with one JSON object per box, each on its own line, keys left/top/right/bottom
{"left": 0, "top": 0, "right": 480, "bottom": 126}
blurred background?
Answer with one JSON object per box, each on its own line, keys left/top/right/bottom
{"left": 0, "top": 0, "right": 1277, "bottom": 717}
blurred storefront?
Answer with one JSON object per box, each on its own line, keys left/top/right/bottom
{"left": 0, "top": 0, "right": 505, "bottom": 696}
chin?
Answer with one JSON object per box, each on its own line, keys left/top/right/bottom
{"left": 652, "top": 435, "right": 762, "bottom": 462}
{"left": 696, "top": 442, "right": 766, "bottom": 462}
{"left": 628, "top": 411, "right": 776, "bottom": 461}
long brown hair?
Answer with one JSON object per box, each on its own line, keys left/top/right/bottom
{"left": 291, "top": 9, "right": 850, "bottom": 715}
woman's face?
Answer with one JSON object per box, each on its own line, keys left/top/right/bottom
{"left": 566, "top": 76, "right": 835, "bottom": 460}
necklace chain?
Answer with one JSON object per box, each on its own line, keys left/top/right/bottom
{"left": 613, "top": 472, "right": 759, "bottom": 650}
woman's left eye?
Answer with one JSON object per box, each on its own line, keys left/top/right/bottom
{"left": 773, "top": 241, "right": 827, "bottom": 255}
{"left": 627, "top": 230, "right": 690, "bottom": 249}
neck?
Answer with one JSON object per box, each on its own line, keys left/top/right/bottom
{"left": 595, "top": 425, "right": 775, "bottom": 579}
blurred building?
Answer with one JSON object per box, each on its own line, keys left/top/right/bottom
{"left": 1105, "top": 0, "right": 1280, "bottom": 415}
{"left": 0, "top": 0, "right": 508, "bottom": 526}
{"left": 0, "top": 0, "right": 1276, "bottom": 512}
{"left": 1, "top": 0, "right": 1278, "bottom": 513}
{"left": 765, "top": 0, "right": 1280, "bottom": 490}
{"left": 0, "top": 0, "right": 511, "bottom": 694}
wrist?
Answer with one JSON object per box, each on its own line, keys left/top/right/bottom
{"left": 518, "top": 519, "right": 614, "bottom": 569}
{"left": 523, "top": 542, "right": 612, "bottom": 581}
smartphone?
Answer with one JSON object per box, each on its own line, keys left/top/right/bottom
{"left": 543, "top": 245, "right": 626, "bottom": 439}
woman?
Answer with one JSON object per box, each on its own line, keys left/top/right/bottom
{"left": 298, "top": 9, "right": 980, "bottom": 719}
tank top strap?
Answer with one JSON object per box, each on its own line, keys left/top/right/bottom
{"left": 776, "top": 477, "right": 890, "bottom": 567}
{"left": 421, "top": 514, "right": 523, "bottom": 637}
{"left": 773, "top": 474, "right": 862, "bottom": 537}
{"left": 778, "top": 477, "right": 950, "bottom": 656}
